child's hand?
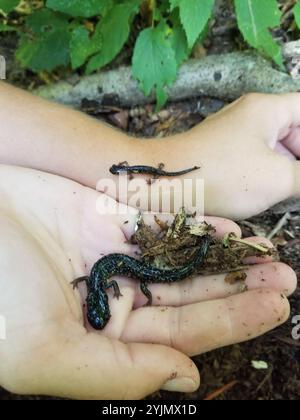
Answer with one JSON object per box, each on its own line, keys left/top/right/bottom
{"left": 0, "top": 166, "right": 295, "bottom": 399}
{"left": 177, "top": 93, "right": 300, "bottom": 219}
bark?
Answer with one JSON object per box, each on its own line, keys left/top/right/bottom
{"left": 35, "top": 47, "right": 300, "bottom": 108}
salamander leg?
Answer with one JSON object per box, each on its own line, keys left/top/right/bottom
{"left": 105, "top": 280, "right": 123, "bottom": 299}
{"left": 118, "top": 161, "right": 129, "bottom": 167}
{"left": 71, "top": 276, "right": 89, "bottom": 289}
{"left": 140, "top": 282, "right": 152, "bottom": 306}
{"left": 151, "top": 162, "right": 165, "bottom": 181}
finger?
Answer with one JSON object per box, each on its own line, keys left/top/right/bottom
{"left": 122, "top": 289, "right": 290, "bottom": 357}
{"left": 120, "top": 213, "right": 242, "bottom": 240}
{"left": 133, "top": 262, "right": 297, "bottom": 307}
{"left": 239, "top": 93, "right": 300, "bottom": 160}
{"left": 293, "top": 161, "right": 300, "bottom": 196}
{"left": 82, "top": 235, "right": 278, "bottom": 338}
{"left": 275, "top": 141, "right": 297, "bottom": 160}
{"left": 282, "top": 127, "right": 300, "bottom": 157}
{"left": 216, "top": 93, "right": 300, "bottom": 143}
{"left": 259, "top": 93, "right": 300, "bottom": 142}
{"left": 9, "top": 327, "right": 200, "bottom": 399}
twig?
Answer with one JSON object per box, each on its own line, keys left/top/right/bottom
{"left": 255, "top": 368, "right": 273, "bottom": 393}
{"left": 281, "top": 0, "right": 297, "bottom": 17}
{"left": 225, "top": 234, "right": 269, "bottom": 253}
{"left": 203, "top": 380, "right": 238, "bottom": 400}
{"left": 283, "top": 238, "right": 300, "bottom": 248}
{"left": 239, "top": 221, "right": 267, "bottom": 238}
{"left": 267, "top": 212, "right": 291, "bottom": 240}
{"left": 275, "top": 335, "right": 300, "bottom": 347}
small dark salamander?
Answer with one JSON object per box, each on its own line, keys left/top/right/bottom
{"left": 72, "top": 235, "right": 211, "bottom": 330}
{"left": 109, "top": 162, "right": 200, "bottom": 177}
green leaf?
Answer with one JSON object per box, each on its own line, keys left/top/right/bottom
{"left": 46, "top": 0, "right": 113, "bottom": 18}
{"left": 26, "top": 9, "right": 69, "bottom": 33}
{"left": 132, "top": 21, "right": 177, "bottom": 108}
{"left": 170, "top": 24, "right": 188, "bottom": 66}
{"left": 0, "top": 0, "right": 20, "bottom": 13}
{"left": 169, "top": 0, "right": 180, "bottom": 8}
{"left": 86, "top": 0, "right": 141, "bottom": 73}
{"left": 169, "top": 11, "right": 189, "bottom": 66}
{"left": 294, "top": 1, "right": 300, "bottom": 28}
{"left": 17, "top": 31, "right": 70, "bottom": 71}
{"left": 70, "top": 26, "right": 102, "bottom": 69}
{"left": 170, "top": 0, "right": 215, "bottom": 48}
{"left": 0, "top": 22, "right": 17, "bottom": 31}
{"left": 16, "top": 9, "right": 70, "bottom": 71}
{"left": 234, "top": 0, "right": 283, "bottom": 67}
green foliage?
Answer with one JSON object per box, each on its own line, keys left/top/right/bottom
{"left": 0, "top": 0, "right": 291, "bottom": 107}
{"left": 170, "top": 0, "right": 214, "bottom": 48}
{"left": 234, "top": 0, "right": 283, "bottom": 68}
{"left": 169, "top": 18, "right": 189, "bottom": 66}
{"left": 0, "top": 0, "right": 20, "bottom": 14}
{"left": 70, "top": 26, "right": 102, "bottom": 69}
{"left": 16, "top": 9, "right": 70, "bottom": 71}
{"left": 294, "top": 1, "right": 300, "bottom": 29}
{"left": 0, "top": 22, "right": 17, "bottom": 31}
{"left": 86, "top": 0, "right": 141, "bottom": 73}
{"left": 133, "top": 21, "right": 177, "bottom": 109}
{"left": 46, "top": 0, "right": 113, "bottom": 18}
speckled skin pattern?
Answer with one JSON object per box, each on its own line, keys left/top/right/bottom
{"left": 109, "top": 164, "right": 200, "bottom": 177}
{"left": 84, "top": 235, "right": 211, "bottom": 330}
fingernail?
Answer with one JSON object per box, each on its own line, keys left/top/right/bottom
{"left": 161, "top": 377, "right": 198, "bottom": 393}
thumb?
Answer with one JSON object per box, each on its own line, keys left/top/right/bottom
{"left": 26, "top": 329, "right": 200, "bottom": 400}
{"left": 293, "top": 161, "right": 300, "bottom": 197}
{"left": 260, "top": 153, "right": 299, "bottom": 208}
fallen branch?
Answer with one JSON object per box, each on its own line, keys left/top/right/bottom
{"left": 269, "top": 198, "right": 300, "bottom": 214}
{"left": 35, "top": 45, "right": 300, "bottom": 108}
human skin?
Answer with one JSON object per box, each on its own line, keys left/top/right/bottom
{"left": 0, "top": 83, "right": 298, "bottom": 399}
{"left": 0, "top": 83, "right": 300, "bottom": 219}
{"left": 0, "top": 166, "right": 296, "bottom": 399}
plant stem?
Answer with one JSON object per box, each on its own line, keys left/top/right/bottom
{"left": 150, "top": 0, "right": 156, "bottom": 27}
{"left": 228, "top": 236, "right": 269, "bottom": 253}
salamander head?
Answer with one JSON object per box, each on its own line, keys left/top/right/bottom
{"left": 109, "top": 164, "right": 128, "bottom": 175}
{"left": 86, "top": 291, "right": 111, "bottom": 330}
{"left": 109, "top": 164, "right": 119, "bottom": 175}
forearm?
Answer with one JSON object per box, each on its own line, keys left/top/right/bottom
{"left": 0, "top": 83, "right": 204, "bottom": 223}
{"left": 0, "top": 83, "right": 209, "bottom": 212}
{"left": 0, "top": 82, "right": 150, "bottom": 187}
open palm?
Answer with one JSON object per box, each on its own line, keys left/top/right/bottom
{"left": 0, "top": 165, "right": 295, "bottom": 399}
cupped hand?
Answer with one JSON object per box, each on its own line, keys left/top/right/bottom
{"left": 0, "top": 166, "right": 296, "bottom": 399}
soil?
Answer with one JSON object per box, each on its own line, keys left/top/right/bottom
{"left": 0, "top": 0, "right": 299, "bottom": 401}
